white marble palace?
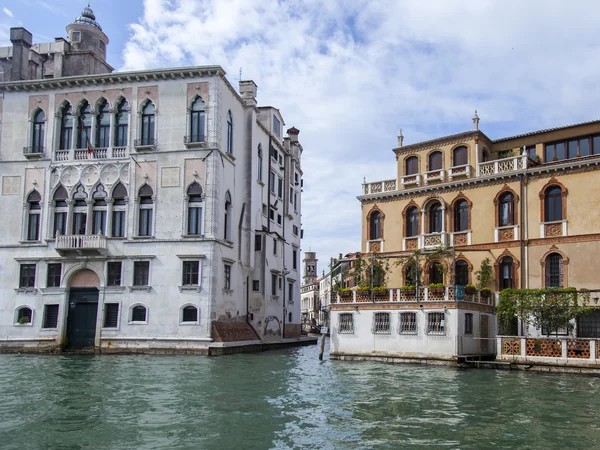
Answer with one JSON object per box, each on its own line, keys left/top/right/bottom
{"left": 0, "top": 6, "right": 304, "bottom": 353}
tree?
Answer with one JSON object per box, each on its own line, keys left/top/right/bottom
{"left": 475, "top": 258, "right": 494, "bottom": 290}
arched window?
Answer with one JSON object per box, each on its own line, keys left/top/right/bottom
{"left": 257, "top": 145, "right": 263, "bottom": 181}
{"left": 138, "top": 184, "right": 153, "bottom": 237}
{"left": 111, "top": 182, "right": 128, "bottom": 237}
{"left": 59, "top": 104, "right": 73, "bottom": 150}
{"left": 454, "top": 199, "right": 469, "bottom": 232}
{"left": 92, "top": 185, "right": 107, "bottom": 235}
{"left": 455, "top": 260, "right": 469, "bottom": 286}
{"left": 498, "top": 192, "right": 514, "bottom": 226}
{"left": 369, "top": 211, "right": 382, "bottom": 240}
{"left": 26, "top": 190, "right": 41, "bottom": 241}
{"left": 32, "top": 110, "right": 45, "bottom": 153}
{"left": 226, "top": 111, "right": 233, "bottom": 154}
{"left": 545, "top": 186, "right": 562, "bottom": 222}
{"left": 131, "top": 305, "right": 147, "bottom": 323}
{"left": 72, "top": 185, "right": 88, "bottom": 235}
{"left": 499, "top": 256, "right": 513, "bottom": 290}
{"left": 190, "top": 97, "right": 206, "bottom": 143}
{"left": 182, "top": 305, "right": 198, "bottom": 323}
{"left": 141, "top": 101, "right": 155, "bottom": 146}
{"left": 187, "top": 182, "right": 203, "bottom": 235}
{"left": 545, "top": 253, "right": 563, "bottom": 288}
{"left": 429, "top": 202, "right": 443, "bottom": 233}
{"left": 95, "top": 99, "right": 110, "bottom": 148}
{"left": 429, "top": 262, "right": 444, "bottom": 285}
{"left": 53, "top": 185, "right": 68, "bottom": 237}
{"left": 428, "top": 151, "right": 442, "bottom": 171}
{"left": 224, "top": 191, "right": 232, "bottom": 240}
{"left": 16, "top": 307, "right": 33, "bottom": 324}
{"left": 114, "top": 99, "right": 129, "bottom": 147}
{"left": 453, "top": 146, "right": 468, "bottom": 167}
{"left": 405, "top": 156, "right": 418, "bottom": 175}
{"left": 406, "top": 206, "right": 419, "bottom": 237}
{"left": 77, "top": 101, "right": 91, "bottom": 149}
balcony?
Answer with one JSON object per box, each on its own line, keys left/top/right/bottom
{"left": 134, "top": 138, "right": 156, "bottom": 151}
{"left": 23, "top": 146, "right": 45, "bottom": 159}
{"left": 448, "top": 164, "right": 471, "bottom": 181}
{"left": 450, "top": 231, "right": 471, "bottom": 246}
{"left": 400, "top": 174, "right": 421, "bottom": 188}
{"left": 420, "top": 232, "right": 447, "bottom": 249}
{"left": 54, "top": 147, "right": 128, "bottom": 162}
{"left": 55, "top": 234, "right": 107, "bottom": 256}
{"left": 362, "top": 179, "right": 397, "bottom": 195}
{"left": 184, "top": 135, "right": 206, "bottom": 149}
{"left": 478, "top": 154, "right": 527, "bottom": 177}
{"left": 333, "top": 286, "right": 495, "bottom": 305}
{"left": 424, "top": 169, "right": 445, "bottom": 184}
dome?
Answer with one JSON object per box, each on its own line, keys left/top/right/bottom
{"left": 73, "top": 6, "right": 102, "bottom": 31}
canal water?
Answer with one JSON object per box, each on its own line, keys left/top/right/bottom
{"left": 1, "top": 342, "right": 599, "bottom": 450}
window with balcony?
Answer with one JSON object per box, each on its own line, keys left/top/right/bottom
{"left": 140, "top": 101, "right": 155, "bottom": 146}
{"left": 428, "top": 202, "right": 443, "bottom": 233}
{"left": 499, "top": 256, "right": 514, "bottom": 290}
{"left": 455, "top": 260, "right": 469, "bottom": 286}
{"left": 544, "top": 186, "right": 563, "bottom": 222}
{"left": 59, "top": 104, "right": 73, "bottom": 150}
{"left": 406, "top": 206, "right": 419, "bottom": 237}
{"left": 182, "top": 261, "right": 200, "bottom": 286}
{"left": 72, "top": 185, "right": 88, "bottom": 235}
{"left": 405, "top": 156, "right": 418, "bottom": 175}
{"left": 111, "top": 183, "right": 127, "bottom": 238}
{"left": 453, "top": 146, "right": 468, "bottom": 166}
{"left": 189, "top": 96, "right": 206, "bottom": 143}
{"left": 138, "top": 185, "right": 153, "bottom": 237}
{"left": 429, "top": 262, "right": 444, "bottom": 285}
{"left": 428, "top": 151, "right": 442, "bottom": 171}
{"left": 226, "top": 110, "right": 233, "bottom": 154}
{"left": 369, "top": 210, "right": 382, "bottom": 240}
{"left": 26, "top": 190, "right": 41, "bottom": 241}
{"left": 453, "top": 199, "right": 469, "bottom": 232}
{"left": 31, "top": 109, "right": 45, "bottom": 154}
{"left": 545, "top": 253, "right": 563, "bottom": 288}
{"left": 77, "top": 101, "right": 92, "bottom": 149}
{"left": 46, "top": 263, "right": 61, "bottom": 288}
{"left": 92, "top": 185, "right": 107, "bottom": 235}
{"left": 53, "top": 185, "right": 68, "bottom": 237}
{"left": 224, "top": 191, "right": 232, "bottom": 241}
{"left": 114, "top": 99, "right": 129, "bottom": 147}
{"left": 186, "top": 182, "right": 203, "bottom": 235}
{"left": 498, "top": 192, "right": 514, "bottom": 226}
{"left": 95, "top": 99, "right": 110, "bottom": 148}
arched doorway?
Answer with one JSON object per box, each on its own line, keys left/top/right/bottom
{"left": 66, "top": 269, "right": 100, "bottom": 348}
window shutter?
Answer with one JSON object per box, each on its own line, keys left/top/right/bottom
{"left": 104, "top": 303, "right": 119, "bottom": 327}
{"left": 183, "top": 306, "right": 198, "bottom": 322}
{"left": 132, "top": 306, "right": 146, "bottom": 322}
{"left": 43, "top": 304, "right": 59, "bottom": 328}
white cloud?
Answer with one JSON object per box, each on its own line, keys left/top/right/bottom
{"left": 121, "top": 0, "right": 600, "bottom": 270}
{"left": 2, "top": 8, "right": 13, "bottom": 18}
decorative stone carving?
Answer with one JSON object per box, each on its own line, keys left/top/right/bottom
{"left": 369, "top": 241, "right": 381, "bottom": 253}
{"left": 454, "top": 233, "right": 468, "bottom": 246}
{"left": 100, "top": 164, "right": 119, "bottom": 186}
{"left": 60, "top": 166, "right": 79, "bottom": 187}
{"left": 545, "top": 223, "right": 562, "bottom": 237}
{"left": 81, "top": 166, "right": 100, "bottom": 185}
{"left": 501, "top": 338, "right": 521, "bottom": 356}
{"left": 499, "top": 228, "right": 514, "bottom": 242}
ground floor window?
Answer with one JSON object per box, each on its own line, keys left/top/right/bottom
{"left": 427, "top": 312, "right": 445, "bottom": 335}
{"left": 372, "top": 312, "right": 391, "bottom": 334}
{"left": 338, "top": 313, "right": 354, "bottom": 334}
{"left": 399, "top": 312, "right": 417, "bottom": 334}
{"left": 103, "top": 303, "right": 120, "bottom": 328}
{"left": 577, "top": 310, "right": 600, "bottom": 338}
{"left": 43, "top": 304, "right": 59, "bottom": 328}
{"left": 464, "top": 313, "right": 473, "bottom": 335}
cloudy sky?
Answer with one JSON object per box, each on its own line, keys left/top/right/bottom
{"left": 2, "top": 0, "right": 600, "bottom": 275}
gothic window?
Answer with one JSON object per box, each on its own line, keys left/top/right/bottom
{"left": 77, "top": 101, "right": 92, "bottom": 149}
{"left": 72, "top": 185, "right": 88, "bottom": 235}
{"left": 114, "top": 99, "right": 129, "bottom": 147}
{"left": 453, "top": 146, "right": 468, "bottom": 166}
{"left": 544, "top": 186, "right": 563, "bottom": 222}
{"left": 429, "top": 151, "right": 442, "bottom": 171}
{"left": 32, "top": 110, "right": 45, "bottom": 153}
{"left": 226, "top": 110, "right": 233, "bottom": 154}
{"left": 190, "top": 96, "right": 206, "bottom": 143}
{"left": 224, "top": 191, "right": 232, "bottom": 240}
{"left": 26, "top": 190, "right": 41, "bottom": 241}
{"left": 141, "top": 101, "right": 155, "bottom": 146}
{"left": 429, "top": 202, "right": 443, "bottom": 233}
{"left": 92, "top": 185, "right": 107, "bottom": 235}
{"left": 405, "top": 156, "right": 418, "bottom": 175}
{"left": 498, "top": 192, "right": 514, "bottom": 226}
{"left": 138, "top": 185, "right": 153, "bottom": 237}
{"left": 429, "top": 262, "right": 444, "bottom": 285}
{"left": 187, "top": 182, "right": 203, "bottom": 235}
{"left": 455, "top": 260, "right": 469, "bottom": 286}
{"left": 53, "top": 185, "right": 68, "bottom": 237}
{"left": 111, "top": 182, "right": 127, "bottom": 238}
{"left": 369, "top": 210, "right": 382, "bottom": 240}
{"left": 454, "top": 199, "right": 469, "bottom": 232}
{"left": 500, "top": 256, "right": 513, "bottom": 290}
{"left": 95, "top": 99, "right": 110, "bottom": 148}
{"left": 406, "top": 206, "right": 419, "bottom": 237}
{"left": 545, "top": 253, "right": 563, "bottom": 288}
{"left": 59, "top": 104, "right": 73, "bottom": 150}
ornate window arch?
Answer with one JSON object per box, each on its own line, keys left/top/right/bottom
{"left": 427, "top": 260, "right": 444, "bottom": 285}
{"left": 77, "top": 100, "right": 92, "bottom": 149}
{"left": 224, "top": 191, "right": 232, "bottom": 240}
{"left": 539, "top": 179, "right": 568, "bottom": 223}
{"left": 405, "top": 155, "right": 419, "bottom": 175}
{"left": 452, "top": 145, "right": 468, "bottom": 167}
{"left": 541, "top": 248, "right": 569, "bottom": 288}
{"left": 226, "top": 110, "right": 233, "bottom": 154}
{"left": 189, "top": 96, "right": 206, "bottom": 143}
{"left": 494, "top": 186, "right": 519, "bottom": 227}
{"left": 72, "top": 185, "right": 88, "bottom": 235}
{"left": 367, "top": 207, "right": 384, "bottom": 240}
{"left": 402, "top": 201, "right": 420, "bottom": 238}
{"left": 95, "top": 98, "right": 110, "bottom": 148}
{"left": 428, "top": 150, "right": 443, "bottom": 171}
{"left": 495, "top": 251, "right": 520, "bottom": 291}
{"left": 26, "top": 190, "right": 41, "bottom": 241}
{"left": 52, "top": 184, "right": 68, "bottom": 237}
{"left": 137, "top": 184, "right": 154, "bottom": 237}
{"left": 454, "top": 258, "right": 472, "bottom": 286}
{"left": 114, "top": 97, "right": 129, "bottom": 147}
{"left": 111, "top": 182, "right": 128, "bottom": 237}
{"left": 451, "top": 194, "right": 472, "bottom": 232}
{"left": 140, "top": 100, "right": 156, "bottom": 146}
{"left": 59, "top": 102, "right": 73, "bottom": 150}
{"left": 186, "top": 182, "right": 203, "bottom": 235}
{"left": 31, "top": 109, "right": 46, "bottom": 154}
{"left": 92, "top": 185, "right": 107, "bottom": 235}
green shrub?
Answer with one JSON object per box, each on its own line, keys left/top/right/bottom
{"left": 465, "top": 283, "right": 477, "bottom": 291}
{"left": 429, "top": 283, "right": 444, "bottom": 289}
{"left": 18, "top": 316, "right": 30, "bottom": 325}
{"left": 372, "top": 286, "right": 387, "bottom": 293}
{"left": 401, "top": 285, "right": 416, "bottom": 291}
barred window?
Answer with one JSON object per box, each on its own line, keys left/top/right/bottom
{"left": 545, "top": 253, "right": 563, "bottom": 288}
{"left": 372, "top": 312, "right": 391, "bottom": 334}
{"left": 399, "top": 312, "right": 417, "bottom": 334}
{"left": 103, "top": 303, "right": 119, "bottom": 328}
{"left": 464, "top": 313, "right": 473, "bottom": 334}
{"left": 43, "top": 304, "right": 59, "bottom": 328}
{"left": 17, "top": 307, "right": 33, "bottom": 324}
{"left": 338, "top": 313, "right": 354, "bottom": 334}
{"left": 427, "top": 312, "right": 446, "bottom": 335}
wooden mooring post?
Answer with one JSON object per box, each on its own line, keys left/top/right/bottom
{"left": 319, "top": 334, "right": 326, "bottom": 360}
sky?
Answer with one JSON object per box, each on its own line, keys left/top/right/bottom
{"left": 2, "top": 0, "right": 600, "bottom": 276}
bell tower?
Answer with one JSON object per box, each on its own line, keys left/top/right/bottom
{"left": 302, "top": 252, "right": 318, "bottom": 284}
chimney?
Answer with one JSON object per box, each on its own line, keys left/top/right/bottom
{"left": 239, "top": 80, "right": 257, "bottom": 107}
{"left": 287, "top": 126, "right": 300, "bottom": 143}
{"left": 397, "top": 129, "right": 404, "bottom": 147}
{"left": 472, "top": 110, "right": 480, "bottom": 130}
{"left": 10, "top": 28, "right": 33, "bottom": 81}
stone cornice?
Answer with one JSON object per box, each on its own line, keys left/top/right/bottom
{"left": 0, "top": 65, "right": 226, "bottom": 93}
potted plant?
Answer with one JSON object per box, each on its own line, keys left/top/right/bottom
{"left": 401, "top": 285, "right": 416, "bottom": 295}
{"left": 428, "top": 283, "right": 445, "bottom": 295}
{"left": 481, "top": 287, "right": 492, "bottom": 298}
{"left": 337, "top": 287, "right": 352, "bottom": 303}
{"left": 18, "top": 316, "right": 30, "bottom": 325}
{"left": 357, "top": 286, "right": 370, "bottom": 302}
{"left": 465, "top": 283, "right": 477, "bottom": 294}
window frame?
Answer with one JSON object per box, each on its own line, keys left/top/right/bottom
{"left": 399, "top": 312, "right": 417, "bottom": 334}
{"left": 182, "top": 260, "right": 200, "bottom": 286}
{"left": 103, "top": 302, "right": 120, "bottom": 329}
{"left": 129, "top": 304, "right": 148, "bottom": 324}
{"left": 224, "top": 263, "right": 232, "bottom": 290}
{"left": 427, "top": 312, "right": 446, "bottom": 335}
{"left": 464, "top": 313, "right": 473, "bottom": 335}
{"left": 181, "top": 304, "right": 199, "bottom": 324}
{"left": 372, "top": 312, "right": 391, "bottom": 334}
{"left": 405, "top": 156, "right": 418, "bottom": 175}
{"left": 42, "top": 304, "right": 59, "bottom": 329}
{"left": 19, "top": 263, "right": 36, "bottom": 289}
{"left": 133, "top": 261, "right": 150, "bottom": 287}
{"left": 46, "top": 263, "right": 62, "bottom": 288}
{"left": 107, "top": 261, "right": 122, "bottom": 287}
{"left": 452, "top": 145, "right": 468, "bottom": 167}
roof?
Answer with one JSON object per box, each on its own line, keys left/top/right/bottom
{"left": 393, "top": 130, "right": 487, "bottom": 154}
{"left": 492, "top": 119, "right": 600, "bottom": 143}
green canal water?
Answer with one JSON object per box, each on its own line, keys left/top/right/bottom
{"left": 1, "top": 342, "right": 600, "bottom": 449}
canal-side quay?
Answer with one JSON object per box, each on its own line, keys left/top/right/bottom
{"left": 2, "top": 342, "right": 600, "bottom": 449}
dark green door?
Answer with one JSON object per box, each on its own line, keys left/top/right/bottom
{"left": 66, "top": 288, "right": 99, "bottom": 348}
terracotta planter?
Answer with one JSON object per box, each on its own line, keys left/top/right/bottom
{"left": 373, "top": 292, "right": 389, "bottom": 302}
{"left": 401, "top": 289, "right": 416, "bottom": 296}
{"left": 429, "top": 288, "right": 444, "bottom": 295}
{"left": 465, "top": 288, "right": 477, "bottom": 295}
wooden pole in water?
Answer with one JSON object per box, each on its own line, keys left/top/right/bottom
{"left": 319, "top": 334, "right": 326, "bottom": 360}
